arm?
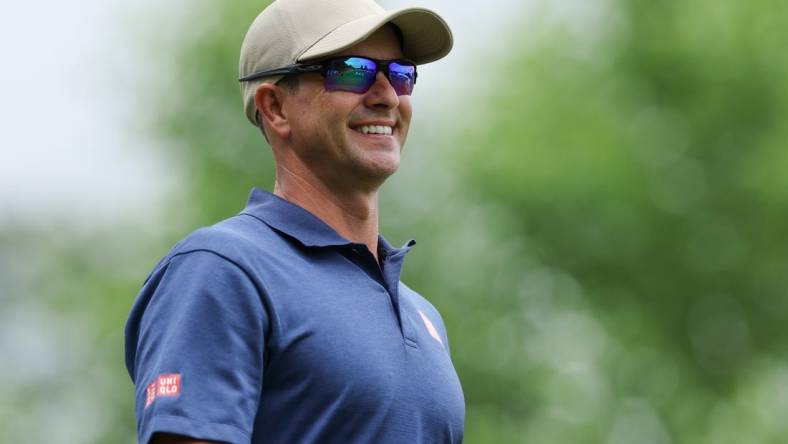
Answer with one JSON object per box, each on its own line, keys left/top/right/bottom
{"left": 126, "top": 250, "right": 268, "bottom": 444}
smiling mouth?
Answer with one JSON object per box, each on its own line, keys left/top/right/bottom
{"left": 351, "top": 125, "right": 394, "bottom": 136}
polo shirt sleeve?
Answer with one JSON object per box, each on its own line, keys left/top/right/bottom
{"left": 125, "top": 250, "right": 267, "bottom": 444}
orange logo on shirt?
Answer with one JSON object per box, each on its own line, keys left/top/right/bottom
{"left": 417, "top": 309, "right": 444, "bottom": 346}
{"left": 145, "top": 373, "right": 181, "bottom": 408}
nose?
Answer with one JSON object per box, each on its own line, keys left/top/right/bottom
{"left": 364, "top": 71, "right": 400, "bottom": 110}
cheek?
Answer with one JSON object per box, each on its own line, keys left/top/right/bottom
{"left": 291, "top": 103, "right": 336, "bottom": 138}
{"left": 398, "top": 101, "right": 413, "bottom": 140}
{"left": 318, "top": 98, "right": 357, "bottom": 134}
{"left": 398, "top": 97, "right": 413, "bottom": 125}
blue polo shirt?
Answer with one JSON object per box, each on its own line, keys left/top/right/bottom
{"left": 124, "top": 188, "right": 465, "bottom": 444}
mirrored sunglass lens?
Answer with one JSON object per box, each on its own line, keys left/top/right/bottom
{"left": 389, "top": 62, "right": 416, "bottom": 95}
{"left": 325, "top": 57, "right": 377, "bottom": 93}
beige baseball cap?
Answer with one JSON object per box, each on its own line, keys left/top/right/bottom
{"left": 239, "top": 0, "right": 454, "bottom": 126}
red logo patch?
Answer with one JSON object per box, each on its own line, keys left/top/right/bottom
{"left": 145, "top": 373, "right": 181, "bottom": 408}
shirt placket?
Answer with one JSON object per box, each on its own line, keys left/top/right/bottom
{"left": 379, "top": 244, "right": 419, "bottom": 348}
{"left": 342, "top": 241, "right": 419, "bottom": 347}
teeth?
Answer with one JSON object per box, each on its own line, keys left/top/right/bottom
{"left": 356, "top": 125, "right": 393, "bottom": 135}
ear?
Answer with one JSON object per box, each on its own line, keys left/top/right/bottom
{"left": 255, "top": 83, "right": 291, "bottom": 140}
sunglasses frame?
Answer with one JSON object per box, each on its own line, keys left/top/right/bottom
{"left": 239, "top": 55, "right": 418, "bottom": 95}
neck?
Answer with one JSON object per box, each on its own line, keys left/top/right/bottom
{"left": 273, "top": 163, "right": 382, "bottom": 261}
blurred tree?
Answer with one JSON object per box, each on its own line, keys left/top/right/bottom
{"left": 147, "top": 1, "right": 277, "bottom": 224}
{"left": 452, "top": 0, "right": 788, "bottom": 442}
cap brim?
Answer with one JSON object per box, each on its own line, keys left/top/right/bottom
{"left": 297, "top": 7, "right": 453, "bottom": 65}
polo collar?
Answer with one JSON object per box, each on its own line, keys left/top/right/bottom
{"left": 240, "top": 188, "right": 416, "bottom": 254}
{"left": 378, "top": 233, "right": 417, "bottom": 259}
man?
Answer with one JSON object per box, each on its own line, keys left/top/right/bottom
{"left": 124, "top": 0, "right": 463, "bottom": 442}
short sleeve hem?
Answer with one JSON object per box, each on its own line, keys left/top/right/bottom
{"left": 141, "top": 414, "right": 250, "bottom": 444}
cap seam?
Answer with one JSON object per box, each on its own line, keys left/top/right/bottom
{"left": 295, "top": 9, "right": 398, "bottom": 61}
{"left": 295, "top": 19, "right": 356, "bottom": 60}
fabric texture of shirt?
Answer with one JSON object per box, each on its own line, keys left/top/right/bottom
{"left": 124, "top": 188, "right": 465, "bottom": 444}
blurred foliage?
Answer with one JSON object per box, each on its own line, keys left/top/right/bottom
{"left": 451, "top": 0, "right": 788, "bottom": 441}
{"left": 0, "top": 228, "right": 141, "bottom": 443}
{"left": 147, "top": 1, "right": 278, "bottom": 224}
{"left": 2, "top": 0, "right": 788, "bottom": 443}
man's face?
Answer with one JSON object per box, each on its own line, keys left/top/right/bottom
{"left": 282, "top": 26, "right": 413, "bottom": 190}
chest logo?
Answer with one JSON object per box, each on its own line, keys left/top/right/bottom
{"left": 417, "top": 309, "right": 444, "bottom": 346}
{"left": 145, "top": 373, "right": 182, "bottom": 408}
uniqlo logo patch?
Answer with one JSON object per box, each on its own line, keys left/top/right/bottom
{"left": 145, "top": 373, "right": 181, "bottom": 408}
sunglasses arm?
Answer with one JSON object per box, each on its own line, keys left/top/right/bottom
{"left": 239, "top": 64, "right": 323, "bottom": 82}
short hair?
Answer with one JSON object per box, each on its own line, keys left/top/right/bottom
{"left": 277, "top": 75, "right": 301, "bottom": 93}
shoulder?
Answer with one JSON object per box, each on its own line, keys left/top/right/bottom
{"left": 125, "top": 218, "right": 274, "bottom": 382}
{"left": 176, "top": 214, "right": 275, "bottom": 257}
{"left": 133, "top": 214, "right": 277, "bottom": 316}
{"left": 150, "top": 214, "right": 281, "bottom": 276}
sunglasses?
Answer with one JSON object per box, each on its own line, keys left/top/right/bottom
{"left": 239, "top": 55, "right": 418, "bottom": 96}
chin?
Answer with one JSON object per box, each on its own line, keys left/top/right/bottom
{"left": 371, "top": 150, "right": 401, "bottom": 170}
{"left": 355, "top": 154, "right": 401, "bottom": 182}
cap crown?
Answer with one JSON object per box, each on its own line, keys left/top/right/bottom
{"left": 240, "top": 0, "right": 385, "bottom": 77}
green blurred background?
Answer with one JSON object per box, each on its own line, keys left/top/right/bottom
{"left": 2, "top": 0, "right": 788, "bottom": 442}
